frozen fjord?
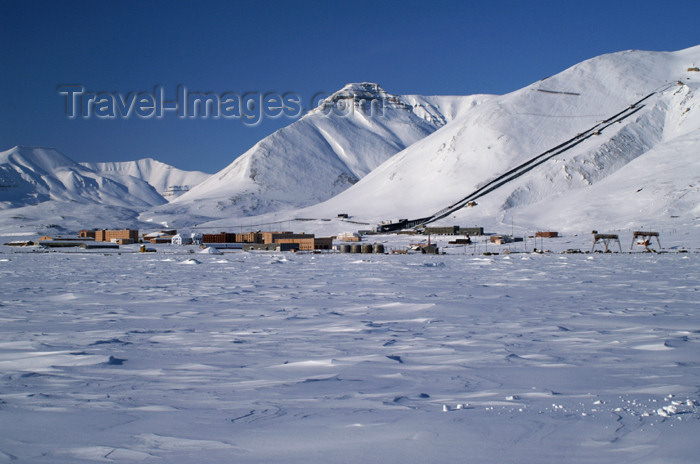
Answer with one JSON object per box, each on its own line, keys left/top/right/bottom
{"left": 0, "top": 250, "right": 699, "bottom": 463}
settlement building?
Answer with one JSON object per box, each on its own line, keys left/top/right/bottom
{"left": 337, "top": 232, "right": 361, "bottom": 242}
{"left": 237, "top": 232, "right": 264, "bottom": 243}
{"left": 459, "top": 227, "right": 484, "bottom": 236}
{"left": 199, "top": 230, "right": 333, "bottom": 251}
{"left": 39, "top": 235, "right": 86, "bottom": 242}
{"left": 260, "top": 232, "right": 332, "bottom": 251}
{"left": 201, "top": 232, "right": 237, "bottom": 243}
{"left": 171, "top": 234, "right": 191, "bottom": 245}
{"left": 261, "top": 232, "right": 295, "bottom": 244}
{"left": 171, "top": 232, "right": 204, "bottom": 245}
{"left": 38, "top": 235, "right": 89, "bottom": 248}
{"left": 243, "top": 243, "right": 300, "bottom": 252}
{"left": 274, "top": 236, "right": 333, "bottom": 251}
{"left": 423, "top": 226, "right": 459, "bottom": 235}
{"left": 94, "top": 229, "right": 139, "bottom": 244}
{"left": 144, "top": 230, "right": 177, "bottom": 244}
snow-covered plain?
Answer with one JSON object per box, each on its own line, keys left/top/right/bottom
{"left": 1, "top": 242, "right": 698, "bottom": 463}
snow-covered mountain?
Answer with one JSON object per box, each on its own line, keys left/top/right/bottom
{"left": 81, "top": 158, "right": 210, "bottom": 200}
{"left": 3, "top": 46, "right": 700, "bottom": 238}
{"left": 279, "top": 46, "right": 700, "bottom": 234}
{"left": 0, "top": 146, "right": 209, "bottom": 236}
{"left": 142, "top": 83, "right": 488, "bottom": 225}
{"left": 0, "top": 146, "right": 165, "bottom": 209}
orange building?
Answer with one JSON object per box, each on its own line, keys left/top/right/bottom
{"left": 272, "top": 236, "right": 333, "bottom": 251}
{"left": 261, "top": 231, "right": 295, "bottom": 244}
{"left": 236, "top": 232, "right": 264, "bottom": 243}
{"left": 95, "top": 229, "right": 139, "bottom": 243}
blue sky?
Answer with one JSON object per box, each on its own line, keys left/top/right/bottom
{"left": 1, "top": 0, "right": 699, "bottom": 173}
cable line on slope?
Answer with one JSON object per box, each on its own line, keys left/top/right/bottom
{"left": 394, "top": 85, "right": 677, "bottom": 231}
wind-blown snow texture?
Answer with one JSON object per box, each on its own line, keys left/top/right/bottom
{"left": 0, "top": 247, "right": 698, "bottom": 463}
{"left": 2, "top": 46, "right": 700, "bottom": 464}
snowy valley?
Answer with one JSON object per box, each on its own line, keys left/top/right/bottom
{"left": 0, "top": 146, "right": 211, "bottom": 236}
{"left": 1, "top": 47, "right": 700, "bottom": 239}
{"left": 1, "top": 46, "right": 700, "bottom": 463}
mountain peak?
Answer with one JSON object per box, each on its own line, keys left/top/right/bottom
{"left": 317, "top": 82, "right": 407, "bottom": 112}
{"left": 144, "top": 83, "right": 480, "bottom": 223}
{"left": 1, "top": 145, "right": 74, "bottom": 169}
{"left": 337, "top": 82, "right": 386, "bottom": 94}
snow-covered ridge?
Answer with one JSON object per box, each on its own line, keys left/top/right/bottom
{"left": 0, "top": 146, "right": 213, "bottom": 236}
{"left": 142, "top": 83, "right": 489, "bottom": 225}
{"left": 81, "top": 158, "right": 211, "bottom": 199}
{"left": 3, "top": 46, "right": 700, "bottom": 236}
{"left": 0, "top": 146, "right": 165, "bottom": 210}
{"left": 317, "top": 82, "right": 406, "bottom": 107}
{"left": 315, "top": 82, "right": 477, "bottom": 135}
{"left": 283, "top": 46, "right": 700, "bottom": 233}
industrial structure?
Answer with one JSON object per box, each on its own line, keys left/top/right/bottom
{"left": 631, "top": 231, "right": 661, "bottom": 251}
{"left": 591, "top": 233, "right": 622, "bottom": 253}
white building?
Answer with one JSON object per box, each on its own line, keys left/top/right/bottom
{"left": 171, "top": 232, "right": 203, "bottom": 246}
{"left": 171, "top": 234, "right": 192, "bottom": 245}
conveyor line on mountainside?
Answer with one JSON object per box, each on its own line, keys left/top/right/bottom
{"left": 396, "top": 88, "right": 672, "bottom": 230}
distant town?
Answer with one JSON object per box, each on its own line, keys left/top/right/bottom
{"left": 3, "top": 225, "right": 491, "bottom": 255}
{"left": 1, "top": 223, "right": 671, "bottom": 255}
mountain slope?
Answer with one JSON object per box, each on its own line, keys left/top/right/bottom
{"left": 3, "top": 47, "right": 699, "bottom": 238}
{"left": 0, "top": 146, "right": 166, "bottom": 210}
{"left": 142, "top": 83, "right": 490, "bottom": 225}
{"left": 286, "top": 46, "right": 700, "bottom": 233}
{"left": 0, "top": 146, "right": 178, "bottom": 236}
{"left": 514, "top": 127, "right": 700, "bottom": 232}
{"left": 81, "top": 158, "right": 211, "bottom": 200}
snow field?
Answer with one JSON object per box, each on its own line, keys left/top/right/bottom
{"left": 0, "top": 249, "right": 698, "bottom": 462}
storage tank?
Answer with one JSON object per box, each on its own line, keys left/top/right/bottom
{"left": 351, "top": 244, "right": 362, "bottom": 253}
{"left": 361, "top": 244, "right": 373, "bottom": 254}
{"left": 339, "top": 244, "right": 351, "bottom": 253}
{"left": 373, "top": 243, "right": 385, "bottom": 254}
